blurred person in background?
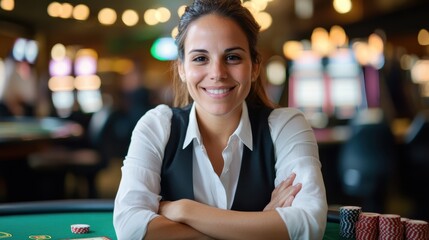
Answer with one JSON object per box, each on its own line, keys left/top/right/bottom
{"left": 110, "top": 63, "right": 155, "bottom": 158}
{"left": 0, "top": 57, "right": 37, "bottom": 117}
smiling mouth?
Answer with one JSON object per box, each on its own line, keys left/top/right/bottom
{"left": 204, "top": 87, "right": 235, "bottom": 95}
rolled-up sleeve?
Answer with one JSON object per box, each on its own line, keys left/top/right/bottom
{"left": 269, "top": 108, "right": 328, "bottom": 240}
{"left": 113, "top": 104, "right": 172, "bottom": 240}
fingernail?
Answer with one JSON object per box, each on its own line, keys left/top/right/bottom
{"left": 285, "top": 173, "right": 295, "bottom": 181}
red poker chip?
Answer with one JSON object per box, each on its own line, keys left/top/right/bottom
{"left": 71, "top": 224, "right": 90, "bottom": 234}
{"left": 405, "top": 220, "right": 429, "bottom": 240}
{"left": 355, "top": 212, "right": 379, "bottom": 240}
{"left": 378, "top": 214, "right": 403, "bottom": 239}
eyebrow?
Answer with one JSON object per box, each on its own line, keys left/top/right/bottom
{"left": 188, "top": 47, "right": 247, "bottom": 54}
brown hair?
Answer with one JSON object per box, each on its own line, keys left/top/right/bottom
{"left": 172, "top": 0, "right": 274, "bottom": 108}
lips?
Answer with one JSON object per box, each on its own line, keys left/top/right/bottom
{"left": 205, "top": 88, "right": 233, "bottom": 95}
{"left": 203, "top": 86, "right": 236, "bottom": 96}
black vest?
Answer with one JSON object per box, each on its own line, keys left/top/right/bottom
{"left": 160, "top": 104, "right": 275, "bottom": 211}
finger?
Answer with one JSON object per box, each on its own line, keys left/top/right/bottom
{"left": 281, "top": 182, "right": 302, "bottom": 202}
{"left": 283, "top": 196, "right": 294, "bottom": 207}
{"left": 284, "top": 172, "right": 296, "bottom": 185}
{"left": 289, "top": 183, "right": 302, "bottom": 197}
{"left": 277, "top": 183, "right": 302, "bottom": 207}
{"left": 272, "top": 173, "right": 296, "bottom": 196}
{"left": 277, "top": 174, "right": 297, "bottom": 192}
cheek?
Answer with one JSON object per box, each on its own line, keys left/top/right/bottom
{"left": 185, "top": 79, "right": 199, "bottom": 99}
{"left": 184, "top": 68, "right": 205, "bottom": 87}
{"left": 234, "top": 70, "right": 253, "bottom": 87}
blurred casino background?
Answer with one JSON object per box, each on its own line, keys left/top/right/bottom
{"left": 0, "top": 0, "right": 428, "bottom": 221}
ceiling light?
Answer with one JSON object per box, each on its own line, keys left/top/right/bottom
{"left": 418, "top": 29, "right": 429, "bottom": 46}
{"left": 177, "top": 5, "right": 186, "bottom": 18}
{"left": 144, "top": 9, "right": 158, "bottom": 25}
{"left": 250, "top": 0, "right": 268, "bottom": 11}
{"left": 122, "top": 9, "right": 139, "bottom": 26}
{"left": 266, "top": 57, "right": 287, "bottom": 85}
{"left": 333, "top": 0, "right": 352, "bottom": 14}
{"left": 283, "top": 41, "right": 303, "bottom": 60}
{"left": 98, "top": 8, "right": 117, "bottom": 25}
{"left": 47, "top": 2, "right": 61, "bottom": 17}
{"left": 59, "top": 3, "right": 73, "bottom": 19}
{"left": 255, "top": 11, "right": 272, "bottom": 31}
{"left": 171, "top": 26, "right": 179, "bottom": 39}
{"left": 156, "top": 7, "right": 171, "bottom": 23}
{"left": 1, "top": 0, "right": 14, "bottom": 11}
{"left": 73, "top": 4, "right": 90, "bottom": 21}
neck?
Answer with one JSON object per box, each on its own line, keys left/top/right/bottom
{"left": 196, "top": 107, "right": 242, "bottom": 145}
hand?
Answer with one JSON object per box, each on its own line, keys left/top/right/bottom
{"left": 157, "top": 200, "right": 216, "bottom": 240}
{"left": 159, "top": 199, "right": 188, "bottom": 222}
{"left": 263, "top": 173, "right": 302, "bottom": 211}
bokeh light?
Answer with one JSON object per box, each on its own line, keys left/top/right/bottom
{"left": 333, "top": 0, "right": 352, "bottom": 14}
{"left": 73, "top": 4, "right": 90, "bottom": 21}
{"left": 1, "top": 0, "right": 14, "bottom": 11}
{"left": 98, "top": 8, "right": 117, "bottom": 25}
{"left": 122, "top": 9, "right": 139, "bottom": 26}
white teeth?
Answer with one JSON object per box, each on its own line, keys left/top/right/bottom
{"left": 206, "top": 88, "right": 230, "bottom": 95}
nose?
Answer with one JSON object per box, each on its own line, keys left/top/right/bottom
{"left": 210, "top": 60, "right": 227, "bottom": 81}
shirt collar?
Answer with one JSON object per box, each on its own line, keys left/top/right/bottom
{"left": 182, "top": 102, "right": 253, "bottom": 151}
{"left": 183, "top": 103, "right": 201, "bottom": 148}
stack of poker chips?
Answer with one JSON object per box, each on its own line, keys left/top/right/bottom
{"left": 404, "top": 219, "right": 429, "bottom": 240}
{"left": 71, "top": 224, "right": 90, "bottom": 234}
{"left": 355, "top": 212, "right": 379, "bottom": 240}
{"left": 339, "top": 206, "right": 361, "bottom": 239}
{"left": 339, "top": 206, "right": 429, "bottom": 240}
{"left": 378, "top": 214, "right": 403, "bottom": 240}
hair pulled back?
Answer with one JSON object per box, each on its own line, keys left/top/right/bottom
{"left": 172, "top": 0, "right": 274, "bottom": 108}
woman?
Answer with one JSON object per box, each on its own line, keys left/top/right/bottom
{"left": 113, "top": 0, "right": 327, "bottom": 239}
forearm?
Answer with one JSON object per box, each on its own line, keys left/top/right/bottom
{"left": 178, "top": 200, "right": 290, "bottom": 240}
{"left": 145, "top": 215, "right": 214, "bottom": 240}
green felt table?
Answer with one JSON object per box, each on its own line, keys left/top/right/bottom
{"left": 0, "top": 200, "right": 341, "bottom": 240}
{"left": 0, "top": 212, "right": 115, "bottom": 239}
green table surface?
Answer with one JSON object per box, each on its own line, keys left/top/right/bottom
{"left": 0, "top": 211, "right": 340, "bottom": 240}
{"left": 0, "top": 212, "right": 115, "bottom": 239}
{"left": 323, "top": 222, "right": 340, "bottom": 240}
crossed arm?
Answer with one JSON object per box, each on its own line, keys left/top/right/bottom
{"left": 144, "top": 173, "right": 302, "bottom": 240}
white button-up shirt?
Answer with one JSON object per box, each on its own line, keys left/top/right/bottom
{"left": 113, "top": 102, "right": 327, "bottom": 240}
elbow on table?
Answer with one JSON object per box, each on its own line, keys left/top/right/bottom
{"left": 278, "top": 206, "right": 327, "bottom": 240}
{"left": 113, "top": 211, "right": 152, "bottom": 240}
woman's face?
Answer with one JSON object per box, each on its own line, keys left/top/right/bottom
{"left": 178, "top": 14, "right": 258, "bottom": 119}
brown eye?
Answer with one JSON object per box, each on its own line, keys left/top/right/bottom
{"left": 226, "top": 54, "right": 241, "bottom": 63}
{"left": 193, "top": 56, "right": 207, "bottom": 62}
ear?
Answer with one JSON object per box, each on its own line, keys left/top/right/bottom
{"left": 251, "top": 62, "right": 261, "bottom": 82}
{"left": 178, "top": 61, "right": 186, "bottom": 82}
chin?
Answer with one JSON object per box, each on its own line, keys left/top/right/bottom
{"left": 207, "top": 104, "right": 241, "bottom": 117}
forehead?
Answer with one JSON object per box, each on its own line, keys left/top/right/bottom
{"left": 184, "top": 14, "right": 249, "bottom": 51}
